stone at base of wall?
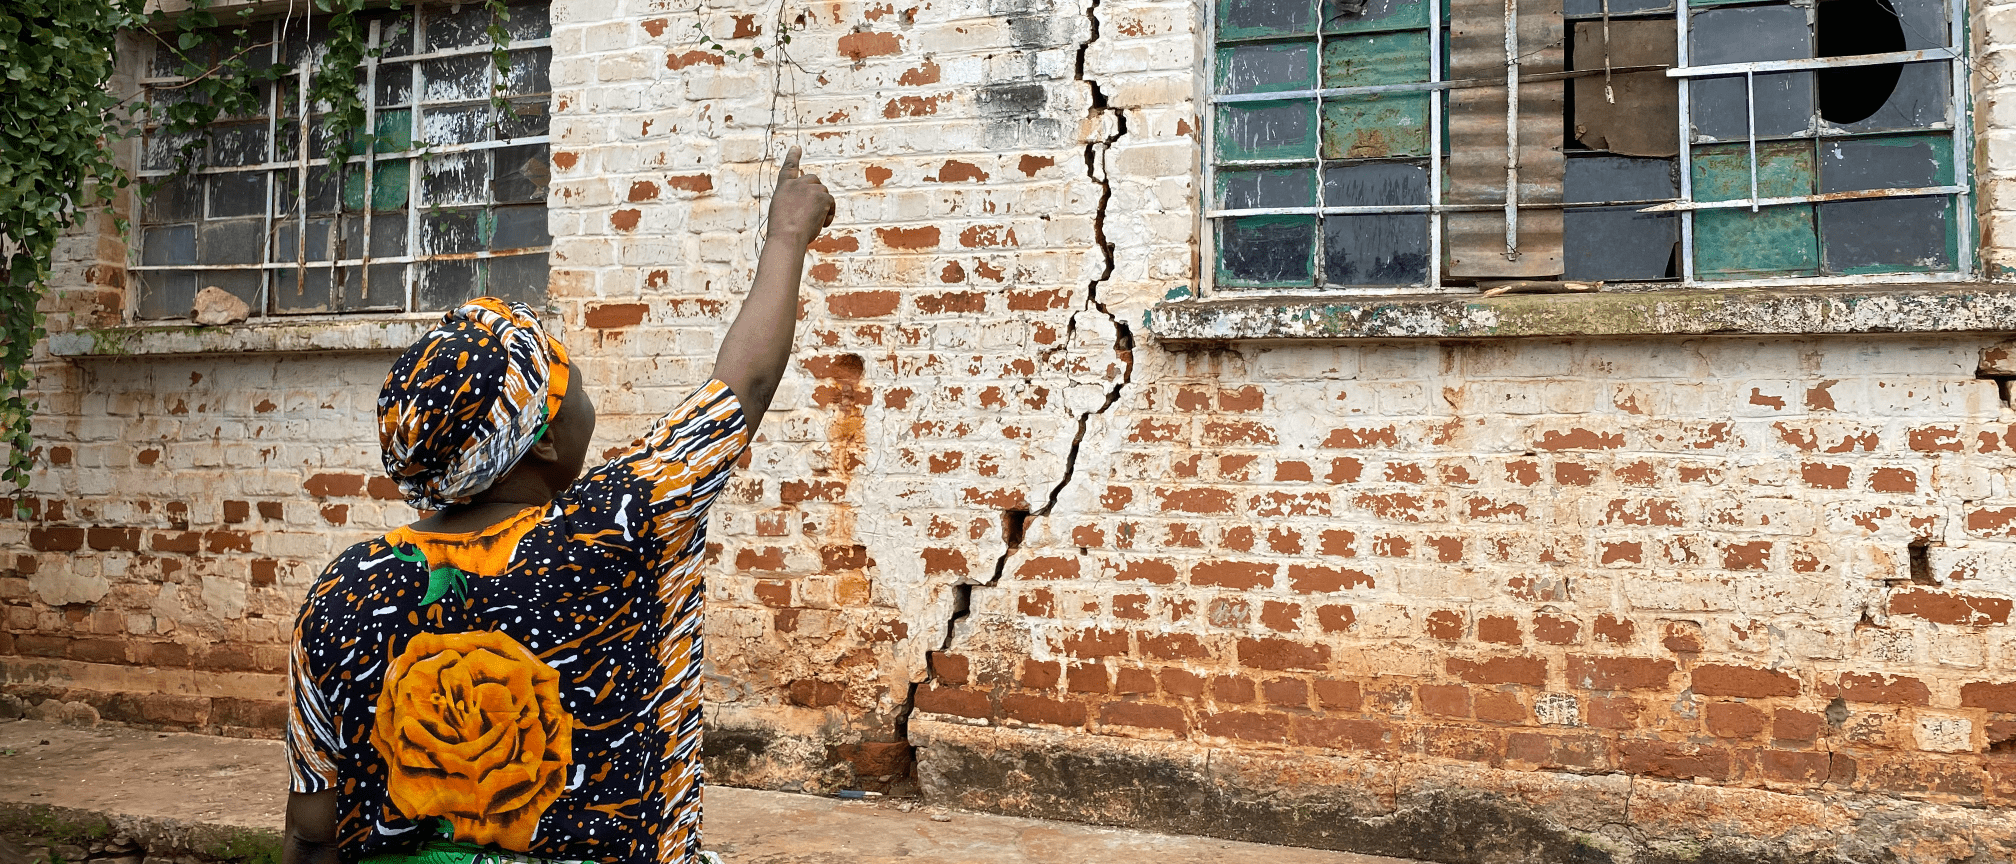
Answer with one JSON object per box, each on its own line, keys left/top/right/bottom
{"left": 0, "top": 804, "right": 278, "bottom": 864}
{"left": 912, "top": 719, "right": 2016, "bottom": 864}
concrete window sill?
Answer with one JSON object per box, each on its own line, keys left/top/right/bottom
{"left": 46, "top": 316, "right": 442, "bottom": 358}
{"left": 1145, "top": 283, "right": 2016, "bottom": 341}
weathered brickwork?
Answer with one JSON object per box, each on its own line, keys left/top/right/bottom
{"left": 10, "top": 0, "right": 2016, "bottom": 858}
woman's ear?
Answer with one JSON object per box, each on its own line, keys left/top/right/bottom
{"left": 525, "top": 428, "right": 561, "bottom": 464}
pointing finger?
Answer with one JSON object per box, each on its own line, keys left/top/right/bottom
{"left": 778, "top": 146, "right": 803, "bottom": 182}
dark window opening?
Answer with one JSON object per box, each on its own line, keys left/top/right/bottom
{"left": 1817, "top": 0, "right": 1906, "bottom": 124}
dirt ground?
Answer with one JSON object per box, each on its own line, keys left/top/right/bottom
{"left": 0, "top": 719, "right": 1421, "bottom": 864}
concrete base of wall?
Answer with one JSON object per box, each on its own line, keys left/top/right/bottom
{"left": 912, "top": 719, "right": 2016, "bottom": 864}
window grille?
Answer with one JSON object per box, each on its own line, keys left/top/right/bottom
{"left": 133, "top": 1, "right": 552, "bottom": 320}
{"left": 1203, "top": 0, "right": 1971, "bottom": 294}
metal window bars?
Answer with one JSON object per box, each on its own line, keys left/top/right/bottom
{"left": 131, "top": 3, "right": 553, "bottom": 319}
{"left": 1200, "top": 0, "right": 1974, "bottom": 295}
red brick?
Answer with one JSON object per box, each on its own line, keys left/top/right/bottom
{"left": 1838, "top": 672, "right": 1930, "bottom": 705}
{"left": 1295, "top": 716, "right": 1394, "bottom": 752}
{"left": 210, "top": 697, "right": 286, "bottom": 730}
{"left": 1692, "top": 663, "right": 1800, "bottom": 698}
{"left": 1705, "top": 702, "right": 1768, "bottom": 738}
{"left": 1316, "top": 604, "right": 1356, "bottom": 633}
{"left": 788, "top": 679, "right": 845, "bottom": 707}
{"left": 1476, "top": 615, "right": 1521, "bottom": 645}
{"left": 1237, "top": 637, "right": 1329, "bottom": 671}
{"left": 150, "top": 531, "right": 201, "bottom": 554}
{"left": 1889, "top": 587, "right": 2012, "bottom": 626}
{"left": 1112, "top": 559, "right": 1179, "bottom": 584}
{"left": 14, "top": 635, "right": 69, "bottom": 658}
{"left": 929, "top": 652, "right": 970, "bottom": 685}
{"left": 1189, "top": 560, "right": 1276, "bottom": 590}
{"left": 1532, "top": 614, "right": 1580, "bottom": 645}
{"left": 1447, "top": 655, "right": 1547, "bottom": 687}
{"left": 1157, "top": 488, "right": 1236, "bottom": 514}
{"left": 1003, "top": 693, "right": 1087, "bottom": 727}
{"left": 1210, "top": 675, "right": 1255, "bottom": 704}
{"left": 1066, "top": 663, "right": 1110, "bottom": 694}
{"left": 584, "top": 302, "right": 648, "bottom": 328}
{"left": 1061, "top": 628, "right": 1129, "bottom": 658}
{"left": 1425, "top": 610, "right": 1464, "bottom": 640}
{"left": 138, "top": 693, "right": 211, "bottom": 726}
{"left": 1587, "top": 696, "right": 1642, "bottom": 730}
{"left": 1262, "top": 677, "right": 1309, "bottom": 708}
{"left": 303, "top": 473, "right": 366, "bottom": 498}
{"left": 1113, "top": 667, "right": 1157, "bottom": 695}
{"left": 69, "top": 638, "right": 127, "bottom": 664}
{"left": 1863, "top": 755, "right": 1985, "bottom": 798}
{"left": 1139, "top": 632, "right": 1208, "bottom": 661}
{"left": 1419, "top": 683, "right": 1470, "bottom": 718}
{"left": 923, "top": 548, "right": 968, "bottom": 575}
{"left": 1016, "top": 556, "right": 1078, "bottom": 580}
{"left": 1506, "top": 732, "right": 1608, "bottom": 771}
{"left": 752, "top": 580, "right": 791, "bottom": 606}
{"left": 1424, "top": 725, "right": 1503, "bottom": 764}
{"left": 1201, "top": 710, "right": 1292, "bottom": 743}
{"left": 915, "top": 683, "right": 989, "bottom": 718}
{"left": 1774, "top": 708, "right": 1822, "bottom": 742}
{"left": 1159, "top": 668, "right": 1205, "bottom": 698}
{"left": 837, "top": 741, "right": 914, "bottom": 778}
{"left": 221, "top": 501, "right": 249, "bottom": 523}
{"left": 827, "top": 291, "right": 902, "bottom": 318}
{"left": 1760, "top": 749, "right": 1831, "bottom": 785}
{"left": 1962, "top": 681, "right": 2016, "bottom": 712}
{"left": 1592, "top": 614, "right": 1636, "bottom": 643}
{"left": 1286, "top": 564, "right": 1373, "bottom": 593}
{"left": 1619, "top": 739, "right": 1734, "bottom": 780}
{"left": 1100, "top": 701, "right": 1188, "bottom": 733}
{"left": 1474, "top": 690, "right": 1527, "bottom": 723}
{"left": 27, "top": 526, "right": 83, "bottom": 552}
{"left": 1566, "top": 655, "right": 1676, "bottom": 691}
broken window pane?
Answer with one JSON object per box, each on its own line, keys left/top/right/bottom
{"left": 1323, "top": 30, "right": 1431, "bottom": 87}
{"left": 421, "top": 103, "right": 492, "bottom": 147}
{"left": 492, "top": 143, "right": 550, "bottom": 204}
{"left": 1219, "top": 167, "right": 1319, "bottom": 209}
{"left": 1569, "top": 20, "right": 1678, "bottom": 157}
{"left": 1324, "top": 0, "right": 1430, "bottom": 33}
{"left": 422, "top": 152, "right": 492, "bottom": 207}
{"left": 502, "top": 48, "right": 551, "bottom": 97}
{"left": 1322, "top": 95, "right": 1430, "bottom": 159}
{"left": 1217, "top": 216, "right": 1318, "bottom": 287}
{"left": 1323, "top": 214, "right": 1429, "bottom": 285}
{"left": 1217, "top": 100, "right": 1320, "bottom": 161}
{"left": 1216, "top": 43, "right": 1317, "bottom": 94}
{"left": 422, "top": 208, "right": 485, "bottom": 256}
{"left": 1322, "top": 161, "right": 1428, "bottom": 205}
{"left": 1218, "top": 0, "right": 1318, "bottom": 40}
{"left": 1689, "top": 5, "right": 1815, "bottom": 141}
{"left": 1564, "top": 207, "right": 1678, "bottom": 281}
{"left": 498, "top": 99, "right": 550, "bottom": 140}
{"left": 424, "top": 3, "right": 494, "bottom": 52}
{"left": 1817, "top": 0, "right": 1946, "bottom": 133}
{"left": 422, "top": 54, "right": 492, "bottom": 104}
{"left": 506, "top": 0, "right": 552, "bottom": 40}
{"left": 491, "top": 205, "right": 551, "bottom": 251}
{"left": 1694, "top": 205, "right": 1819, "bottom": 279}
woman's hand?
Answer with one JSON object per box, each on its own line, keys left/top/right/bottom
{"left": 766, "top": 146, "right": 836, "bottom": 248}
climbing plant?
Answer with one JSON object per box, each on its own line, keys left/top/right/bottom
{"left": 0, "top": 0, "right": 524, "bottom": 500}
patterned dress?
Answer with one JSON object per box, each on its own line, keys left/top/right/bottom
{"left": 288, "top": 381, "right": 748, "bottom": 864}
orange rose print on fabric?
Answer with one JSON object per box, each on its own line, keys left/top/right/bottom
{"left": 372, "top": 630, "right": 574, "bottom": 850}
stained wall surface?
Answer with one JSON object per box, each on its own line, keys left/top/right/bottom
{"left": 12, "top": 0, "right": 2016, "bottom": 859}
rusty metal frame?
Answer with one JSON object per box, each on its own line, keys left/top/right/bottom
{"left": 132, "top": 3, "right": 554, "bottom": 317}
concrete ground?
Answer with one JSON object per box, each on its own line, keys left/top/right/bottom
{"left": 0, "top": 720, "right": 1421, "bottom": 864}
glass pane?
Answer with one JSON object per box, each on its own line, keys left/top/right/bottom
{"left": 375, "top": 108, "right": 414, "bottom": 152}
{"left": 348, "top": 264, "right": 405, "bottom": 311}
{"left": 135, "top": 270, "right": 196, "bottom": 320}
{"left": 498, "top": 99, "right": 549, "bottom": 139}
{"left": 506, "top": 0, "right": 552, "bottom": 40}
{"left": 1325, "top": 0, "right": 1430, "bottom": 33}
{"left": 372, "top": 160, "right": 411, "bottom": 211}
{"left": 208, "top": 123, "right": 270, "bottom": 167}
{"left": 198, "top": 220, "right": 264, "bottom": 265}
{"left": 1566, "top": 0, "right": 1671, "bottom": 16}
{"left": 422, "top": 152, "right": 491, "bottom": 206}
{"left": 1216, "top": 43, "right": 1316, "bottom": 95}
{"left": 375, "top": 63, "right": 414, "bottom": 106}
{"left": 1322, "top": 30, "right": 1430, "bottom": 87}
{"left": 141, "top": 225, "right": 195, "bottom": 266}
{"left": 486, "top": 253, "right": 548, "bottom": 305}
{"left": 422, "top": 207, "right": 485, "bottom": 255}
{"left": 1818, "top": 134, "right": 1952, "bottom": 192}
{"left": 142, "top": 130, "right": 199, "bottom": 171}
{"left": 1322, "top": 160, "right": 1428, "bottom": 205}
{"left": 492, "top": 144, "right": 549, "bottom": 203}
{"left": 379, "top": 13, "right": 418, "bottom": 57}
{"left": 196, "top": 270, "right": 262, "bottom": 313}
{"left": 1321, "top": 95, "right": 1429, "bottom": 158}
{"left": 1322, "top": 213, "right": 1428, "bottom": 285}
{"left": 1565, "top": 155, "right": 1678, "bottom": 204}
{"left": 1694, "top": 205, "right": 1818, "bottom": 279}
{"left": 270, "top": 266, "right": 335, "bottom": 314}
{"left": 1690, "top": 140, "right": 1814, "bottom": 202}
{"left": 501, "top": 48, "right": 551, "bottom": 96}
{"left": 1216, "top": 100, "right": 1319, "bottom": 161}
{"left": 1218, "top": 0, "right": 1318, "bottom": 40}
{"left": 421, "top": 103, "right": 493, "bottom": 146}
{"left": 417, "top": 259, "right": 481, "bottom": 311}
{"left": 491, "top": 204, "right": 551, "bottom": 250}
{"left": 273, "top": 218, "right": 335, "bottom": 263}
{"left": 1819, "top": 196, "right": 1952, "bottom": 274}
{"left": 1216, "top": 215, "right": 1318, "bottom": 287}
{"left": 1564, "top": 207, "right": 1679, "bottom": 280}
{"left": 425, "top": 3, "right": 493, "bottom": 52}
{"left": 1217, "top": 167, "right": 1319, "bottom": 209}
{"left": 144, "top": 175, "right": 202, "bottom": 223}
{"left": 422, "top": 54, "right": 492, "bottom": 103}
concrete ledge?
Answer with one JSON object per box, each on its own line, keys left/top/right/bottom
{"left": 45, "top": 318, "right": 437, "bottom": 358}
{"left": 912, "top": 718, "right": 2016, "bottom": 864}
{"left": 1146, "top": 283, "right": 2016, "bottom": 341}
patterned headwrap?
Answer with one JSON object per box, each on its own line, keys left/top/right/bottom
{"left": 377, "top": 298, "right": 572, "bottom": 512}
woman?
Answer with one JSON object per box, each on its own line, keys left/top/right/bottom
{"left": 282, "top": 150, "right": 834, "bottom": 864}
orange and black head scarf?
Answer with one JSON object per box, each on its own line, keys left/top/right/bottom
{"left": 377, "top": 298, "right": 571, "bottom": 512}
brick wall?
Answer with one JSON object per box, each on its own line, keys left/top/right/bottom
{"left": 9, "top": 0, "right": 2016, "bottom": 857}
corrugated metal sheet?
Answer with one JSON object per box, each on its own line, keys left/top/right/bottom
{"left": 1446, "top": 0, "right": 1566, "bottom": 278}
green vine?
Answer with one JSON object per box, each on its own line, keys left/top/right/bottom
{"left": 0, "top": 0, "right": 517, "bottom": 501}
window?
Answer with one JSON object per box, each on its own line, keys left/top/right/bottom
{"left": 133, "top": 1, "right": 552, "bottom": 321}
{"left": 1203, "top": 0, "right": 1969, "bottom": 293}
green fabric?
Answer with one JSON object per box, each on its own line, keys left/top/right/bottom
{"left": 358, "top": 839, "right": 585, "bottom": 864}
